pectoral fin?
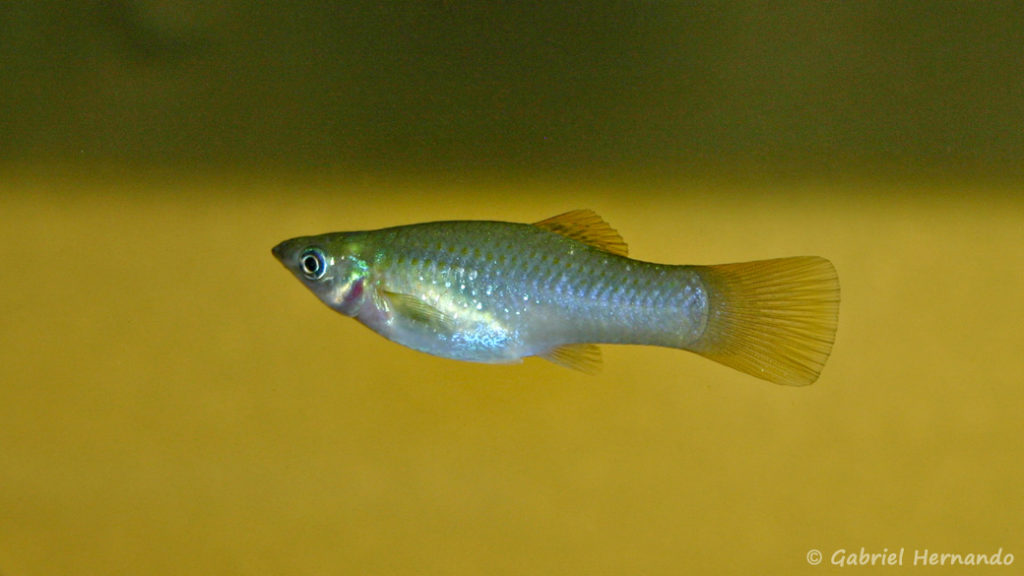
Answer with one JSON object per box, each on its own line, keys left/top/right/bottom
{"left": 382, "top": 290, "right": 457, "bottom": 333}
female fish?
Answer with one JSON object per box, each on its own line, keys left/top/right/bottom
{"left": 273, "top": 210, "right": 839, "bottom": 385}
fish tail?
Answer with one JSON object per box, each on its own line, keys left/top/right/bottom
{"left": 688, "top": 256, "right": 840, "bottom": 386}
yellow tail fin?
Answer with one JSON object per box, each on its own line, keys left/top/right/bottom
{"left": 689, "top": 257, "right": 840, "bottom": 386}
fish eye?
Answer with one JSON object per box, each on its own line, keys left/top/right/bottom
{"left": 300, "top": 248, "right": 327, "bottom": 280}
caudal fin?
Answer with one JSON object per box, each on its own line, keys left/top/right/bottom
{"left": 689, "top": 257, "right": 840, "bottom": 386}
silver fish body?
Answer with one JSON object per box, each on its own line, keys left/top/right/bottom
{"left": 273, "top": 210, "right": 839, "bottom": 385}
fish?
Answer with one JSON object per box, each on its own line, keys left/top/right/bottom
{"left": 272, "top": 210, "right": 839, "bottom": 385}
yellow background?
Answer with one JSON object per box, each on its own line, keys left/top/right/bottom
{"left": 3, "top": 4, "right": 1023, "bottom": 573}
{"left": 1, "top": 171, "right": 1020, "bottom": 574}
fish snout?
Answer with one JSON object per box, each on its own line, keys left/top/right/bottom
{"left": 271, "top": 241, "right": 289, "bottom": 263}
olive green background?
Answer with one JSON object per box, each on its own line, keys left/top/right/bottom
{"left": 2, "top": 3, "right": 1022, "bottom": 575}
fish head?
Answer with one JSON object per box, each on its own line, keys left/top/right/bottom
{"left": 272, "top": 234, "right": 369, "bottom": 317}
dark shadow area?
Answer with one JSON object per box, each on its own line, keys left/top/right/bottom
{"left": 2, "top": 2, "right": 1023, "bottom": 183}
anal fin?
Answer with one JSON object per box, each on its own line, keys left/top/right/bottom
{"left": 540, "top": 343, "right": 603, "bottom": 374}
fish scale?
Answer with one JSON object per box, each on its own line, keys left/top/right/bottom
{"left": 392, "top": 223, "right": 698, "bottom": 343}
{"left": 273, "top": 209, "right": 839, "bottom": 385}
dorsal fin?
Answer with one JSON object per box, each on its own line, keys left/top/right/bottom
{"left": 533, "top": 209, "right": 629, "bottom": 257}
